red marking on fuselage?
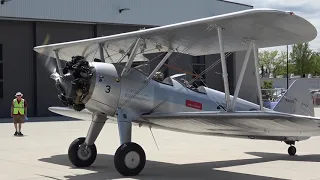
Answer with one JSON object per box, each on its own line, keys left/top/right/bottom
{"left": 186, "top": 100, "right": 202, "bottom": 110}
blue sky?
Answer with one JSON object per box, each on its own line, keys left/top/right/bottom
{"left": 229, "top": 0, "right": 320, "bottom": 53}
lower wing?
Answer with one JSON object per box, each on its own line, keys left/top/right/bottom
{"left": 139, "top": 111, "right": 320, "bottom": 137}
{"left": 48, "top": 107, "right": 320, "bottom": 138}
{"left": 48, "top": 107, "right": 93, "bottom": 121}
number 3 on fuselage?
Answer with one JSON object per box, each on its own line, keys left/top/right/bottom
{"left": 105, "top": 85, "right": 111, "bottom": 93}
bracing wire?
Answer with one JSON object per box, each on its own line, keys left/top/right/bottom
{"left": 118, "top": 25, "right": 216, "bottom": 109}
{"left": 149, "top": 52, "right": 234, "bottom": 113}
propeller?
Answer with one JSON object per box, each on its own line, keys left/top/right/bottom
{"left": 36, "top": 34, "right": 69, "bottom": 104}
{"left": 37, "top": 34, "right": 65, "bottom": 82}
{"left": 36, "top": 34, "right": 94, "bottom": 111}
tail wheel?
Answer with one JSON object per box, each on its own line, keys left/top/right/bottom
{"left": 288, "top": 146, "right": 296, "bottom": 156}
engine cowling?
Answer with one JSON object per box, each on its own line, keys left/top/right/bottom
{"left": 54, "top": 56, "right": 121, "bottom": 116}
{"left": 84, "top": 61, "right": 121, "bottom": 116}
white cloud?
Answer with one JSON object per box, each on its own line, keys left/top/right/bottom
{"left": 229, "top": 0, "right": 320, "bottom": 53}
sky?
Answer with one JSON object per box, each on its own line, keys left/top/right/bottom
{"left": 229, "top": 0, "right": 320, "bottom": 53}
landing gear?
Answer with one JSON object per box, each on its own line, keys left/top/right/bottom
{"left": 288, "top": 146, "right": 297, "bottom": 156}
{"left": 113, "top": 108, "right": 146, "bottom": 176}
{"left": 67, "top": 108, "right": 147, "bottom": 176}
{"left": 285, "top": 141, "right": 296, "bottom": 156}
{"left": 114, "top": 142, "right": 146, "bottom": 176}
{"left": 68, "top": 113, "right": 107, "bottom": 168}
{"left": 68, "top": 137, "right": 97, "bottom": 167}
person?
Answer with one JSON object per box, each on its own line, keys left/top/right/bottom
{"left": 11, "top": 92, "right": 27, "bottom": 136}
{"left": 180, "top": 78, "right": 193, "bottom": 88}
{"left": 180, "top": 78, "right": 198, "bottom": 91}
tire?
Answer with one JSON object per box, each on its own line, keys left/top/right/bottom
{"left": 68, "top": 137, "right": 97, "bottom": 167}
{"left": 288, "top": 146, "right": 296, "bottom": 156}
{"left": 114, "top": 142, "right": 146, "bottom": 176}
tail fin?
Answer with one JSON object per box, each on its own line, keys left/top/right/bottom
{"left": 273, "top": 79, "right": 314, "bottom": 116}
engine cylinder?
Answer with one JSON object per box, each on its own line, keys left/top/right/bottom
{"left": 55, "top": 56, "right": 95, "bottom": 111}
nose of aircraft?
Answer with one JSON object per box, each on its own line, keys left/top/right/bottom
{"left": 54, "top": 56, "right": 95, "bottom": 111}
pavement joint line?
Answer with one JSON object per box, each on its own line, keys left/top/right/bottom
{"left": 16, "top": 175, "right": 64, "bottom": 180}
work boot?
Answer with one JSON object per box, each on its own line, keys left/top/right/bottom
{"left": 14, "top": 131, "right": 18, "bottom": 136}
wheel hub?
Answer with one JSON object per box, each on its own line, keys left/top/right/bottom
{"left": 77, "top": 145, "right": 92, "bottom": 161}
{"left": 124, "top": 151, "right": 140, "bottom": 169}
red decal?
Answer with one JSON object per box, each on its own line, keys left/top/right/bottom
{"left": 186, "top": 100, "right": 202, "bottom": 110}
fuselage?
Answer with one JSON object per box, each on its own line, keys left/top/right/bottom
{"left": 84, "top": 62, "right": 262, "bottom": 119}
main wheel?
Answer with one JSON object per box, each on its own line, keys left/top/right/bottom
{"left": 114, "top": 142, "right": 146, "bottom": 176}
{"left": 288, "top": 146, "right": 296, "bottom": 156}
{"left": 68, "top": 137, "right": 97, "bottom": 167}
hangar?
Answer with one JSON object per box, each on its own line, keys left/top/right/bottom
{"left": 0, "top": 0, "right": 255, "bottom": 117}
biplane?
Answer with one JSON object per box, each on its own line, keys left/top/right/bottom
{"left": 34, "top": 8, "right": 318, "bottom": 176}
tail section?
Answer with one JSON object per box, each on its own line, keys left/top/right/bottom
{"left": 273, "top": 79, "right": 314, "bottom": 116}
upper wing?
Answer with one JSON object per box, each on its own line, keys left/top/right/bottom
{"left": 140, "top": 111, "right": 320, "bottom": 137}
{"left": 34, "top": 8, "right": 317, "bottom": 63}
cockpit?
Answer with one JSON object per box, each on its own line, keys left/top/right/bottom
{"left": 153, "top": 73, "right": 207, "bottom": 94}
{"left": 131, "top": 60, "right": 207, "bottom": 94}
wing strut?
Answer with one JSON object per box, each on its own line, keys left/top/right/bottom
{"left": 253, "top": 42, "right": 264, "bottom": 110}
{"left": 231, "top": 42, "right": 253, "bottom": 110}
{"left": 216, "top": 25, "right": 231, "bottom": 111}
{"left": 54, "top": 50, "right": 63, "bottom": 75}
{"left": 145, "top": 50, "right": 173, "bottom": 82}
{"left": 99, "top": 43, "right": 105, "bottom": 62}
{"left": 121, "top": 38, "right": 142, "bottom": 76}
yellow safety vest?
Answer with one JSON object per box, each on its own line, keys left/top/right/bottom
{"left": 13, "top": 98, "right": 25, "bottom": 115}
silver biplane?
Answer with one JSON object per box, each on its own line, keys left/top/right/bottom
{"left": 34, "top": 8, "right": 318, "bottom": 176}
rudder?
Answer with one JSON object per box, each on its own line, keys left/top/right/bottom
{"left": 273, "top": 79, "right": 314, "bottom": 116}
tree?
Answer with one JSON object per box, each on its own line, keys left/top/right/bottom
{"left": 290, "top": 43, "right": 314, "bottom": 76}
{"left": 261, "top": 80, "right": 273, "bottom": 101}
{"left": 272, "top": 51, "right": 287, "bottom": 76}
{"left": 259, "top": 50, "right": 278, "bottom": 77}
{"left": 259, "top": 50, "right": 290, "bottom": 77}
{"left": 310, "top": 52, "right": 320, "bottom": 76}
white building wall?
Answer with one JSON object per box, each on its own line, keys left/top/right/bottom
{"left": 0, "top": 0, "right": 252, "bottom": 25}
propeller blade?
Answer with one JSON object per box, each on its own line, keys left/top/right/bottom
{"left": 37, "top": 34, "right": 58, "bottom": 75}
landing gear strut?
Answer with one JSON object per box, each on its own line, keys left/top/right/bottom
{"left": 68, "top": 113, "right": 107, "bottom": 167}
{"left": 114, "top": 108, "right": 146, "bottom": 176}
{"left": 285, "top": 141, "right": 296, "bottom": 156}
{"left": 67, "top": 109, "right": 146, "bottom": 176}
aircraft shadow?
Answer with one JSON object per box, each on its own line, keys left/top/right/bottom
{"left": 246, "top": 152, "right": 320, "bottom": 163}
{"left": 37, "top": 152, "right": 320, "bottom": 180}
